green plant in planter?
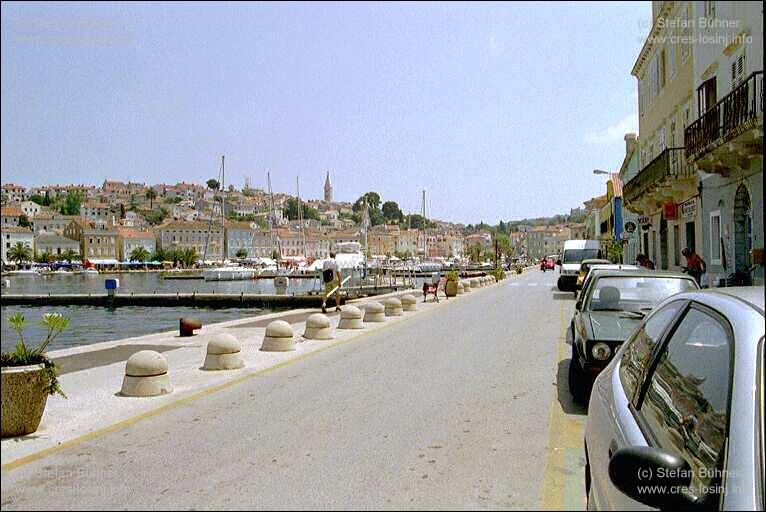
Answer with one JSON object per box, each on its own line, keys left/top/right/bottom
{"left": 490, "top": 267, "right": 505, "bottom": 281}
{"left": 445, "top": 270, "right": 459, "bottom": 282}
{"left": 1, "top": 313, "right": 69, "bottom": 398}
{"left": 514, "top": 264, "right": 524, "bottom": 274}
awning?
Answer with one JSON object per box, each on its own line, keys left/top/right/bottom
{"left": 88, "top": 259, "right": 120, "bottom": 265}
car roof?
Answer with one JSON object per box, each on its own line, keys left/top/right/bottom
{"left": 705, "top": 286, "right": 765, "bottom": 313}
{"left": 582, "top": 258, "right": 610, "bottom": 264}
{"left": 588, "top": 269, "right": 695, "bottom": 280}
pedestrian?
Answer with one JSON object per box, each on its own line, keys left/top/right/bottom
{"left": 321, "top": 252, "right": 342, "bottom": 314}
{"left": 636, "top": 254, "right": 655, "bottom": 270}
{"left": 681, "top": 248, "right": 706, "bottom": 286}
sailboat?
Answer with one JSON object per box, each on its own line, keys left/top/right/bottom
{"left": 202, "top": 155, "right": 256, "bottom": 282}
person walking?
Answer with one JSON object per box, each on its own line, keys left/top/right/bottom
{"left": 321, "top": 252, "right": 342, "bottom": 314}
{"left": 682, "top": 248, "right": 706, "bottom": 286}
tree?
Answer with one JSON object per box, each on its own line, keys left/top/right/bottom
{"left": 36, "top": 250, "right": 55, "bottom": 264}
{"left": 145, "top": 189, "right": 157, "bottom": 209}
{"left": 407, "top": 214, "right": 430, "bottom": 230}
{"left": 130, "top": 246, "right": 151, "bottom": 263}
{"left": 382, "top": 201, "right": 403, "bottom": 223}
{"left": 179, "top": 247, "right": 198, "bottom": 267}
{"left": 59, "top": 191, "right": 84, "bottom": 215}
{"left": 61, "top": 249, "right": 81, "bottom": 264}
{"left": 7, "top": 243, "right": 32, "bottom": 265}
{"left": 235, "top": 248, "right": 248, "bottom": 258}
{"left": 283, "top": 198, "right": 320, "bottom": 221}
{"left": 144, "top": 207, "right": 169, "bottom": 225}
{"left": 206, "top": 179, "right": 220, "bottom": 191}
{"left": 18, "top": 214, "right": 31, "bottom": 228}
{"left": 352, "top": 192, "right": 381, "bottom": 212}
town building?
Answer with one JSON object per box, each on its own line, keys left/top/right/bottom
{"left": 117, "top": 228, "right": 156, "bottom": 261}
{"left": 156, "top": 221, "right": 224, "bottom": 262}
{"left": 684, "top": 1, "right": 763, "bottom": 286}
{"left": 33, "top": 232, "right": 81, "bottom": 260}
{"left": 65, "top": 219, "right": 120, "bottom": 263}
{"left": 1, "top": 226, "right": 34, "bottom": 265}
{"left": 1, "top": 184, "right": 27, "bottom": 203}
{"left": 1, "top": 206, "right": 22, "bottom": 228}
{"left": 617, "top": 134, "right": 641, "bottom": 264}
{"left": 625, "top": 0, "right": 702, "bottom": 271}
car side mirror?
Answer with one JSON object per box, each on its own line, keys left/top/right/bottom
{"left": 575, "top": 301, "right": 582, "bottom": 311}
{"left": 609, "top": 446, "right": 697, "bottom": 510}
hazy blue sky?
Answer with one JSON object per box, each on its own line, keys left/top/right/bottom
{"left": 1, "top": 1, "right": 650, "bottom": 224}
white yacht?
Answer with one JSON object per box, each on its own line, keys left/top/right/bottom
{"left": 202, "top": 265, "right": 256, "bottom": 281}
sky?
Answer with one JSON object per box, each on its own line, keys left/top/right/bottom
{"left": 1, "top": 1, "right": 651, "bottom": 224}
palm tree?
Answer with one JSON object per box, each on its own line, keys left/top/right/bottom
{"left": 145, "top": 189, "right": 157, "bottom": 210}
{"left": 36, "top": 250, "right": 55, "bottom": 264}
{"left": 180, "top": 247, "right": 198, "bottom": 268}
{"left": 130, "top": 246, "right": 151, "bottom": 263}
{"left": 61, "top": 249, "right": 80, "bottom": 264}
{"left": 7, "top": 242, "right": 32, "bottom": 266}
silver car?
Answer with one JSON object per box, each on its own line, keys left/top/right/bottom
{"left": 584, "top": 286, "right": 765, "bottom": 510}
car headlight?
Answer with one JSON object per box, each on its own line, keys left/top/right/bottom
{"left": 591, "top": 342, "right": 612, "bottom": 361}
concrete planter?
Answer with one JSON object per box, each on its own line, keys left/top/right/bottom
{"left": 445, "top": 280, "right": 459, "bottom": 297}
{"left": 1, "top": 363, "right": 49, "bottom": 438}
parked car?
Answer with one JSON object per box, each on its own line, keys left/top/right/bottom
{"left": 576, "top": 259, "right": 611, "bottom": 290}
{"left": 575, "top": 263, "right": 642, "bottom": 298}
{"left": 569, "top": 270, "right": 698, "bottom": 403}
{"left": 584, "top": 286, "right": 765, "bottom": 511}
{"left": 558, "top": 240, "right": 602, "bottom": 291}
{"left": 541, "top": 256, "right": 556, "bottom": 272}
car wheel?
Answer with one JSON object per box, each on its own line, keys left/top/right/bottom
{"left": 557, "top": 277, "right": 565, "bottom": 291}
{"left": 568, "top": 344, "right": 590, "bottom": 404}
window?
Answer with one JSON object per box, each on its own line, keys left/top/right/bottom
{"left": 620, "top": 300, "right": 686, "bottom": 402}
{"left": 681, "top": 7, "right": 692, "bottom": 63}
{"left": 659, "top": 49, "right": 666, "bottom": 89}
{"left": 667, "top": 40, "right": 676, "bottom": 81}
{"left": 710, "top": 211, "right": 721, "bottom": 265}
{"left": 704, "top": 1, "right": 716, "bottom": 19}
{"left": 673, "top": 225, "right": 680, "bottom": 266}
{"left": 731, "top": 50, "right": 747, "bottom": 88}
{"left": 638, "top": 306, "right": 732, "bottom": 501}
{"left": 698, "top": 77, "right": 718, "bottom": 114}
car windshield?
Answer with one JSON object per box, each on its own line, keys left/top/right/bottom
{"left": 563, "top": 249, "right": 600, "bottom": 264}
{"left": 586, "top": 276, "right": 697, "bottom": 313}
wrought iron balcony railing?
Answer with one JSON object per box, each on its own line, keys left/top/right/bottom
{"left": 623, "top": 147, "right": 689, "bottom": 204}
{"left": 685, "top": 71, "right": 764, "bottom": 160}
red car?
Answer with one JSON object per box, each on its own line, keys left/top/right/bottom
{"left": 540, "top": 257, "right": 556, "bottom": 272}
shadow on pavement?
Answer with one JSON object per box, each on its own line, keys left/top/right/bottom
{"left": 556, "top": 358, "right": 588, "bottom": 416}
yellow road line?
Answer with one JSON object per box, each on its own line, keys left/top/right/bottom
{"left": 540, "top": 299, "right": 586, "bottom": 510}
{"left": 2, "top": 284, "right": 490, "bottom": 473}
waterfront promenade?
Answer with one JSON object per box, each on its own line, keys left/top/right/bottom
{"left": 0, "top": 269, "right": 586, "bottom": 510}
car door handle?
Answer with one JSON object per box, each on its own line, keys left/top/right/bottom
{"left": 608, "top": 440, "right": 618, "bottom": 459}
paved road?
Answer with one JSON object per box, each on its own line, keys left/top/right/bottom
{"left": 1, "top": 270, "right": 585, "bottom": 510}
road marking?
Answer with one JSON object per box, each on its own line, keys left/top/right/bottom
{"left": 1, "top": 282, "right": 504, "bottom": 473}
{"left": 540, "top": 299, "right": 586, "bottom": 510}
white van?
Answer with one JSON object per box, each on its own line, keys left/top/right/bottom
{"left": 557, "top": 239, "right": 602, "bottom": 291}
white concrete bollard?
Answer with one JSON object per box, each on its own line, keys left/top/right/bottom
{"left": 261, "top": 320, "right": 296, "bottom": 352}
{"left": 303, "top": 313, "right": 334, "bottom": 340}
{"left": 120, "top": 350, "right": 172, "bottom": 397}
{"left": 363, "top": 302, "right": 386, "bottom": 323}
{"left": 202, "top": 333, "right": 244, "bottom": 371}
{"left": 384, "top": 297, "right": 403, "bottom": 317}
{"left": 400, "top": 294, "right": 418, "bottom": 311}
{"left": 462, "top": 280, "right": 472, "bottom": 292}
{"left": 337, "top": 305, "right": 364, "bottom": 329}
{"left": 456, "top": 282, "right": 464, "bottom": 295}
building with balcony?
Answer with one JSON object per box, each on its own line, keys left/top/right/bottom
{"left": 626, "top": 1, "right": 702, "bottom": 271}
{"left": 2, "top": 226, "right": 34, "bottom": 265}
{"left": 684, "top": 1, "right": 763, "bottom": 285}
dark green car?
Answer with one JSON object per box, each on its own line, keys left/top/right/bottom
{"left": 568, "top": 269, "right": 699, "bottom": 403}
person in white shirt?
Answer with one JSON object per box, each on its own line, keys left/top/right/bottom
{"left": 321, "top": 252, "right": 342, "bottom": 313}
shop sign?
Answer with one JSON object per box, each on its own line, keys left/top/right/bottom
{"left": 680, "top": 198, "right": 697, "bottom": 219}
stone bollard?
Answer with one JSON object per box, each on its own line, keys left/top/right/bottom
{"left": 337, "top": 305, "right": 364, "bottom": 329}
{"left": 400, "top": 294, "right": 418, "bottom": 311}
{"left": 261, "top": 320, "right": 296, "bottom": 352}
{"left": 363, "top": 302, "right": 386, "bottom": 323}
{"left": 303, "top": 313, "right": 334, "bottom": 340}
{"left": 202, "top": 334, "right": 244, "bottom": 371}
{"left": 462, "top": 280, "right": 472, "bottom": 292}
{"left": 456, "top": 282, "right": 464, "bottom": 295}
{"left": 120, "top": 350, "right": 172, "bottom": 397}
{"left": 180, "top": 317, "right": 202, "bottom": 337}
{"left": 384, "top": 297, "right": 403, "bottom": 317}
{"left": 470, "top": 278, "right": 480, "bottom": 288}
